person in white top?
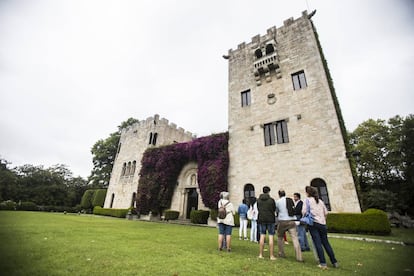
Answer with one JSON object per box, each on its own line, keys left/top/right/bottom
{"left": 217, "top": 191, "right": 235, "bottom": 252}
{"left": 302, "top": 186, "right": 339, "bottom": 270}
{"left": 275, "top": 190, "right": 303, "bottom": 262}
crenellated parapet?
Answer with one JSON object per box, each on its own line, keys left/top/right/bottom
{"left": 120, "top": 114, "right": 195, "bottom": 139}
{"left": 226, "top": 11, "right": 311, "bottom": 86}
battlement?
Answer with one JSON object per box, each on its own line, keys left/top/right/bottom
{"left": 227, "top": 10, "right": 310, "bottom": 56}
{"left": 120, "top": 114, "right": 195, "bottom": 138}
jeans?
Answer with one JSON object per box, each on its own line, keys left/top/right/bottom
{"left": 297, "top": 224, "right": 310, "bottom": 250}
{"left": 308, "top": 222, "right": 337, "bottom": 266}
{"left": 239, "top": 217, "right": 248, "bottom": 238}
{"left": 250, "top": 219, "right": 257, "bottom": 242}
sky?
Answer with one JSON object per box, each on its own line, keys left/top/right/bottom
{"left": 1, "top": 0, "right": 413, "bottom": 178}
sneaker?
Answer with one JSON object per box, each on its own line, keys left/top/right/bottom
{"left": 227, "top": 248, "right": 231, "bottom": 252}
{"left": 318, "top": 264, "right": 328, "bottom": 270}
{"left": 239, "top": 237, "right": 242, "bottom": 240}
{"left": 270, "top": 256, "right": 277, "bottom": 261}
{"left": 244, "top": 237, "right": 249, "bottom": 240}
{"left": 258, "top": 255, "right": 264, "bottom": 259}
{"left": 333, "top": 262, "right": 340, "bottom": 268}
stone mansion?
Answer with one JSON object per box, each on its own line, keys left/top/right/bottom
{"left": 103, "top": 11, "right": 361, "bottom": 217}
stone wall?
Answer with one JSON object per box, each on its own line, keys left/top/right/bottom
{"left": 103, "top": 114, "right": 194, "bottom": 209}
{"left": 226, "top": 11, "right": 360, "bottom": 212}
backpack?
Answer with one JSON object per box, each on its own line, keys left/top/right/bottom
{"left": 218, "top": 201, "right": 229, "bottom": 219}
{"left": 286, "top": 197, "right": 295, "bottom": 217}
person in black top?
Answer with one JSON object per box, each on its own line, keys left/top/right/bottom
{"left": 294, "top": 192, "right": 310, "bottom": 251}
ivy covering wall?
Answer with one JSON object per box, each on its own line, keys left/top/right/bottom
{"left": 136, "top": 132, "right": 229, "bottom": 215}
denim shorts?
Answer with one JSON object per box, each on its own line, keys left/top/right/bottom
{"left": 218, "top": 223, "right": 233, "bottom": 235}
{"left": 259, "top": 223, "right": 275, "bottom": 235}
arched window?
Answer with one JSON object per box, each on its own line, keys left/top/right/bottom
{"left": 244, "top": 183, "right": 256, "bottom": 205}
{"left": 255, "top": 49, "right": 262, "bottom": 59}
{"left": 110, "top": 193, "right": 115, "bottom": 208}
{"left": 121, "top": 163, "right": 127, "bottom": 176}
{"left": 311, "top": 178, "right": 331, "bottom": 211}
{"left": 265, "top": 44, "right": 274, "bottom": 55}
{"left": 131, "top": 161, "right": 136, "bottom": 175}
{"left": 131, "top": 192, "right": 136, "bottom": 208}
{"left": 127, "top": 162, "right": 131, "bottom": 175}
{"left": 152, "top": 133, "right": 158, "bottom": 145}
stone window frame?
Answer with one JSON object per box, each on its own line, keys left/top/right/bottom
{"left": 263, "top": 120, "right": 289, "bottom": 146}
{"left": 241, "top": 89, "right": 251, "bottom": 107}
{"left": 291, "top": 70, "right": 307, "bottom": 90}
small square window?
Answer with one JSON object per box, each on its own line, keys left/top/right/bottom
{"left": 291, "top": 71, "right": 307, "bottom": 90}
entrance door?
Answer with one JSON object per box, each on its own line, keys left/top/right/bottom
{"left": 186, "top": 188, "right": 198, "bottom": 219}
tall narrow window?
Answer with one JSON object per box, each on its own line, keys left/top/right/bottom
{"left": 263, "top": 120, "right": 289, "bottom": 146}
{"left": 241, "top": 89, "right": 251, "bottom": 107}
{"left": 148, "top": 132, "right": 158, "bottom": 145}
{"left": 152, "top": 133, "right": 158, "bottom": 145}
{"left": 276, "top": 120, "right": 289, "bottom": 144}
{"left": 110, "top": 193, "right": 115, "bottom": 208}
{"left": 127, "top": 162, "right": 131, "bottom": 175}
{"left": 131, "top": 161, "right": 136, "bottom": 175}
{"left": 121, "top": 163, "right": 127, "bottom": 176}
{"left": 264, "top": 123, "right": 275, "bottom": 146}
{"left": 291, "top": 70, "right": 307, "bottom": 90}
{"left": 311, "top": 178, "right": 331, "bottom": 211}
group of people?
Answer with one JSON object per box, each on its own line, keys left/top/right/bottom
{"left": 216, "top": 186, "right": 339, "bottom": 270}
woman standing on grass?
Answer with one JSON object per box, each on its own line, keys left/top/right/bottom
{"left": 217, "top": 191, "right": 234, "bottom": 252}
{"left": 303, "top": 186, "right": 339, "bottom": 270}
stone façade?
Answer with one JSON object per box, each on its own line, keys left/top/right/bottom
{"left": 104, "top": 11, "right": 361, "bottom": 215}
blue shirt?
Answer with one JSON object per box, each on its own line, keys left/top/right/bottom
{"left": 238, "top": 203, "right": 249, "bottom": 219}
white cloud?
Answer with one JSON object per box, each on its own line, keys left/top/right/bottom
{"left": 1, "top": 0, "right": 412, "bottom": 177}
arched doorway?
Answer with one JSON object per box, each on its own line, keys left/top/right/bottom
{"left": 311, "top": 178, "right": 331, "bottom": 211}
{"left": 244, "top": 183, "right": 256, "bottom": 206}
{"left": 186, "top": 188, "right": 198, "bottom": 219}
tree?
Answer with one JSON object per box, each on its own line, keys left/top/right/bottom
{"left": 88, "top": 117, "right": 139, "bottom": 187}
{"left": 0, "top": 158, "right": 18, "bottom": 201}
{"left": 349, "top": 115, "right": 413, "bottom": 214}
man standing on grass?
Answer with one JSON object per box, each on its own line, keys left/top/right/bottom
{"left": 257, "top": 186, "right": 277, "bottom": 260}
{"left": 275, "top": 189, "right": 303, "bottom": 262}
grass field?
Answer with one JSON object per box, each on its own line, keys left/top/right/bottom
{"left": 0, "top": 211, "right": 413, "bottom": 275}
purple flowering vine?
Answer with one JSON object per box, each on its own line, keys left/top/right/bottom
{"left": 136, "top": 132, "right": 229, "bottom": 214}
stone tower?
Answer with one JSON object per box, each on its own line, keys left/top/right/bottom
{"left": 226, "top": 11, "right": 360, "bottom": 212}
{"left": 103, "top": 114, "right": 194, "bottom": 209}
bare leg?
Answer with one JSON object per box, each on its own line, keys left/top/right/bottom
{"left": 259, "top": 234, "right": 266, "bottom": 257}
{"left": 218, "top": 234, "right": 224, "bottom": 250}
{"left": 269, "top": 235, "right": 276, "bottom": 259}
{"left": 226, "top": 234, "right": 232, "bottom": 251}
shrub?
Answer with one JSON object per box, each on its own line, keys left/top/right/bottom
{"left": 190, "top": 210, "right": 210, "bottom": 224}
{"left": 164, "top": 210, "right": 179, "bottom": 220}
{"left": 93, "top": 206, "right": 128, "bottom": 218}
{"left": 39, "top": 205, "right": 81, "bottom": 213}
{"left": 17, "top": 201, "right": 38, "bottom": 211}
{"left": 327, "top": 208, "right": 391, "bottom": 235}
{"left": 80, "top": 190, "right": 95, "bottom": 210}
{"left": 91, "top": 189, "right": 107, "bottom": 208}
{"left": 0, "top": 200, "right": 17, "bottom": 210}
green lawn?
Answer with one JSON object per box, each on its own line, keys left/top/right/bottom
{"left": 0, "top": 211, "right": 413, "bottom": 275}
